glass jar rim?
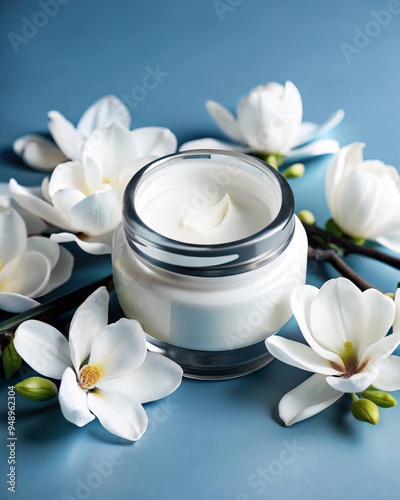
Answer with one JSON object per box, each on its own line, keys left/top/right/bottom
{"left": 122, "top": 150, "right": 295, "bottom": 277}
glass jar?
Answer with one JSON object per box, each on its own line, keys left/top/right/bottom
{"left": 112, "top": 150, "right": 307, "bottom": 379}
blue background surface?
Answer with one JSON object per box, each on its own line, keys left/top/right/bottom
{"left": 1, "top": 0, "right": 400, "bottom": 498}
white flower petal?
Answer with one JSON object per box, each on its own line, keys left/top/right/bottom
{"left": 0, "top": 201, "right": 27, "bottom": 263}
{"left": 265, "top": 336, "right": 341, "bottom": 376}
{"left": 9, "top": 178, "right": 68, "bottom": 229}
{"left": 291, "top": 284, "right": 343, "bottom": 366}
{"left": 77, "top": 95, "right": 131, "bottom": 137}
{"left": 326, "top": 367, "right": 379, "bottom": 393}
{"left": 26, "top": 236, "right": 60, "bottom": 269}
{"left": 69, "top": 287, "right": 110, "bottom": 372}
{"left": 13, "top": 134, "right": 67, "bottom": 171}
{"left": 294, "top": 109, "right": 345, "bottom": 147}
{"left": 393, "top": 288, "right": 400, "bottom": 333}
{"left": 88, "top": 389, "right": 148, "bottom": 441}
{"left": 38, "top": 245, "right": 74, "bottom": 297}
{"left": 14, "top": 320, "right": 71, "bottom": 378}
{"left": 376, "top": 232, "right": 400, "bottom": 254}
{"left": 65, "top": 189, "right": 122, "bottom": 236}
{"left": 48, "top": 161, "right": 90, "bottom": 198}
{"left": 89, "top": 318, "right": 147, "bottom": 379}
{"left": 51, "top": 188, "right": 86, "bottom": 217}
{"left": 325, "top": 142, "right": 365, "bottom": 212}
{"left": 0, "top": 293, "right": 40, "bottom": 313}
{"left": 97, "top": 352, "right": 183, "bottom": 403}
{"left": 310, "top": 278, "right": 365, "bottom": 354}
{"left": 82, "top": 124, "right": 137, "bottom": 180}
{"left": 373, "top": 355, "right": 400, "bottom": 391}
{"left": 59, "top": 367, "right": 95, "bottom": 427}
{"left": 285, "top": 139, "right": 340, "bottom": 164}
{"left": 131, "top": 127, "right": 177, "bottom": 158}
{"left": 49, "top": 232, "right": 112, "bottom": 255}
{"left": 179, "top": 138, "right": 250, "bottom": 152}
{"left": 278, "top": 373, "right": 342, "bottom": 426}
{"left": 361, "top": 331, "right": 400, "bottom": 368}
{"left": 206, "top": 100, "right": 245, "bottom": 143}
{"left": 358, "top": 289, "right": 395, "bottom": 358}
{"left": 48, "top": 111, "right": 86, "bottom": 160}
{"left": 2, "top": 251, "right": 51, "bottom": 298}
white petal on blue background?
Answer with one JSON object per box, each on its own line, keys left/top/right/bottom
{"left": 373, "top": 355, "right": 400, "bottom": 391}
{"left": 278, "top": 373, "right": 342, "bottom": 426}
{"left": 294, "top": 109, "right": 345, "bottom": 147}
{"left": 14, "top": 320, "right": 72, "bottom": 379}
{"left": 206, "top": 100, "right": 245, "bottom": 143}
{"left": 50, "top": 232, "right": 112, "bottom": 255}
{"left": 0, "top": 293, "right": 40, "bottom": 313}
{"left": 326, "top": 367, "right": 379, "bottom": 393}
{"left": 13, "top": 134, "right": 68, "bottom": 171}
{"left": 266, "top": 336, "right": 342, "bottom": 376}
{"left": 48, "top": 111, "right": 86, "bottom": 160}
{"left": 77, "top": 95, "right": 131, "bottom": 137}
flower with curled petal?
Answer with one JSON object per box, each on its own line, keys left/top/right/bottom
{"left": 9, "top": 123, "right": 177, "bottom": 254}
{"left": 0, "top": 198, "right": 73, "bottom": 313}
{"left": 265, "top": 278, "right": 400, "bottom": 426}
{"left": 13, "top": 95, "right": 131, "bottom": 171}
{"left": 180, "top": 81, "right": 344, "bottom": 165}
{"left": 326, "top": 142, "right": 400, "bottom": 253}
{"left": 14, "top": 287, "right": 183, "bottom": 441}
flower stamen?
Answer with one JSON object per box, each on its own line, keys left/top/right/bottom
{"left": 79, "top": 365, "right": 102, "bottom": 390}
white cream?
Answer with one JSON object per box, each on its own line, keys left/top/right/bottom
{"left": 135, "top": 158, "right": 276, "bottom": 245}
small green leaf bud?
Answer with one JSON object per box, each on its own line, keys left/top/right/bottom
{"left": 298, "top": 210, "right": 316, "bottom": 226}
{"left": 351, "top": 398, "right": 380, "bottom": 425}
{"left": 15, "top": 377, "right": 58, "bottom": 401}
{"left": 283, "top": 163, "right": 305, "bottom": 179}
{"left": 361, "top": 390, "right": 397, "bottom": 408}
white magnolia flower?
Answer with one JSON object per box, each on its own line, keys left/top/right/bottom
{"left": 0, "top": 198, "right": 73, "bottom": 313}
{"left": 265, "top": 278, "right": 400, "bottom": 426}
{"left": 13, "top": 95, "right": 131, "bottom": 171}
{"left": 14, "top": 287, "right": 183, "bottom": 441}
{"left": 180, "top": 81, "right": 344, "bottom": 164}
{"left": 9, "top": 123, "right": 177, "bottom": 254}
{"left": 326, "top": 142, "right": 400, "bottom": 253}
{"left": 0, "top": 183, "right": 46, "bottom": 235}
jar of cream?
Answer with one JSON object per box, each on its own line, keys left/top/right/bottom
{"left": 112, "top": 150, "right": 307, "bottom": 379}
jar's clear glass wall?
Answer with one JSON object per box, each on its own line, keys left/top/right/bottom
{"left": 112, "top": 150, "right": 307, "bottom": 379}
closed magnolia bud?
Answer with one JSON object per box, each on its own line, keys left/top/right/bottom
{"left": 351, "top": 398, "right": 380, "bottom": 425}
{"left": 283, "top": 163, "right": 305, "bottom": 179}
{"left": 298, "top": 210, "right": 316, "bottom": 226}
{"left": 15, "top": 376, "right": 58, "bottom": 401}
{"left": 361, "top": 390, "right": 397, "bottom": 408}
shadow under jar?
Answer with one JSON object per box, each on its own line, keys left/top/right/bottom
{"left": 112, "top": 150, "right": 307, "bottom": 379}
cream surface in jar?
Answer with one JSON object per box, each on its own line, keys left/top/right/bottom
{"left": 112, "top": 150, "right": 307, "bottom": 379}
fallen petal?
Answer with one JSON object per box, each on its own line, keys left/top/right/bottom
{"left": 0, "top": 292, "right": 40, "bottom": 313}
{"left": 13, "top": 134, "right": 67, "bottom": 171}
{"left": 278, "top": 373, "right": 342, "bottom": 426}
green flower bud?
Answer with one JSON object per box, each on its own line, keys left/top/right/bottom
{"left": 298, "top": 210, "right": 316, "bottom": 226}
{"left": 15, "top": 377, "right": 58, "bottom": 401}
{"left": 283, "top": 163, "right": 305, "bottom": 179}
{"left": 351, "top": 398, "right": 380, "bottom": 425}
{"left": 350, "top": 236, "right": 365, "bottom": 245}
{"left": 2, "top": 338, "right": 22, "bottom": 380}
{"left": 264, "top": 153, "right": 286, "bottom": 169}
{"left": 325, "top": 218, "right": 344, "bottom": 237}
{"left": 361, "top": 390, "right": 397, "bottom": 408}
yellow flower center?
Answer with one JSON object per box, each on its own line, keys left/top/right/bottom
{"left": 79, "top": 365, "right": 102, "bottom": 390}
